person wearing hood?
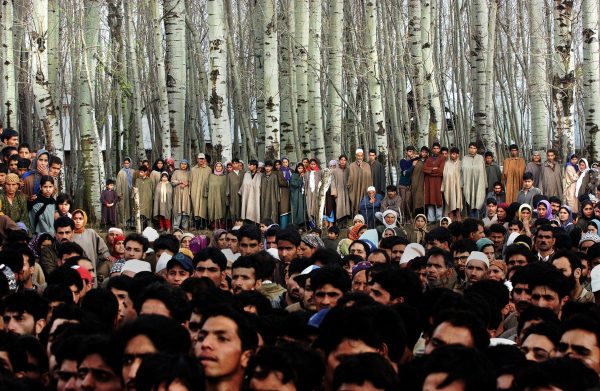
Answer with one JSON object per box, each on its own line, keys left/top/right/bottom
{"left": 150, "top": 158, "right": 166, "bottom": 189}
{"left": 575, "top": 158, "right": 592, "bottom": 201}
{"left": 408, "top": 214, "right": 428, "bottom": 246}
{"left": 22, "top": 149, "right": 50, "bottom": 202}
{"left": 540, "top": 149, "right": 563, "bottom": 199}
{"left": 171, "top": 160, "right": 192, "bottom": 230}
{"left": 577, "top": 200, "right": 595, "bottom": 231}
{"left": 518, "top": 204, "right": 534, "bottom": 237}
{"left": 116, "top": 157, "right": 136, "bottom": 228}
{"left": 536, "top": 200, "right": 553, "bottom": 221}
{"left": 376, "top": 210, "right": 400, "bottom": 238}
{"left": 563, "top": 153, "right": 579, "bottom": 210}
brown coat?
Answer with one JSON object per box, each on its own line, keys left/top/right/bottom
{"left": 277, "top": 170, "right": 290, "bottom": 216}
{"left": 411, "top": 160, "right": 425, "bottom": 211}
{"left": 348, "top": 161, "right": 372, "bottom": 215}
{"left": 330, "top": 166, "right": 351, "bottom": 220}
{"left": 171, "top": 169, "right": 191, "bottom": 215}
{"left": 226, "top": 170, "right": 243, "bottom": 219}
{"left": 503, "top": 157, "right": 526, "bottom": 203}
{"left": 423, "top": 156, "right": 445, "bottom": 206}
{"left": 207, "top": 174, "right": 227, "bottom": 221}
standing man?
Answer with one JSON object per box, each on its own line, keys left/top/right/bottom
{"left": 540, "top": 149, "right": 563, "bottom": 199}
{"left": 330, "top": 154, "right": 351, "bottom": 224}
{"left": 423, "top": 143, "right": 445, "bottom": 223}
{"left": 441, "top": 147, "right": 462, "bottom": 221}
{"left": 347, "top": 148, "right": 372, "bottom": 216}
{"left": 525, "top": 151, "right": 543, "bottom": 188}
{"left": 484, "top": 152, "right": 502, "bottom": 194}
{"left": 226, "top": 158, "right": 243, "bottom": 222}
{"left": 260, "top": 161, "right": 279, "bottom": 223}
{"left": 239, "top": 160, "right": 262, "bottom": 224}
{"left": 462, "top": 142, "right": 487, "bottom": 218}
{"left": 503, "top": 144, "right": 526, "bottom": 203}
{"left": 411, "top": 146, "right": 429, "bottom": 216}
{"left": 116, "top": 157, "right": 135, "bottom": 228}
{"left": 190, "top": 153, "right": 211, "bottom": 229}
{"left": 399, "top": 146, "right": 415, "bottom": 222}
{"left": 368, "top": 149, "right": 386, "bottom": 196}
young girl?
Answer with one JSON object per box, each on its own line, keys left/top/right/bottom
{"left": 54, "top": 193, "right": 73, "bottom": 220}
{"left": 29, "top": 176, "right": 56, "bottom": 234}
{"left": 154, "top": 172, "right": 173, "bottom": 232}
{"left": 408, "top": 214, "right": 428, "bottom": 245}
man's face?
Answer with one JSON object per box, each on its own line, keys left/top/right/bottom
{"left": 277, "top": 240, "right": 298, "bottom": 264}
{"left": 338, "top": 157, "right": 347, "bottom": 168}
{"left": 55, "top": 226, "right": 74, "bottom": 243}
{"left": 510, "top": 148, "right": 518, "bottom": 157}
{"left": 465, "top": 260, "right": 488, "bottom": 283}
{"left": 302, "top": 279, "right": 316, "bottom": 311}
{"left": 531, "top": 286, "right": 566, "bottom": 315}
{"left": 56, "top": 359, "right": 77, "bottom": 391}
{"left": 349, "top": 244, "right": 367, "bottom": 260}
{"left": 535, "top": 230, "right": 555, "bottom": 252}
{"left": 511, "top": 283, "right": 532, "bottom": 313}
{"left": 232, "top": 267, "right": 260, "bottom": 294}
{"left": 265, "top": 236, "right": 277, "bottom": 249}
{"left": 3, "top": 311, "right": 36, "bottom": 336}
{"left": 6, "top": 136, "right": 18, "bottom": 147}
{"left": 425, "top": 321, "right": 474, "bottom": 354}
{"left": 420, "top": 149, "right": 429, "bottom": 158}
{"left": 508, "top": 224, "right": 522, "bottom": 235}
{"left": 432, "top": 146, "right": 441, "bottom": 155}
{"left": 125, "top": 241, "right": 144, "bottom": 261}
{"left": 489, "top": 232, "right": 505, "bottom": 250}
{"left": 226, "top": 233, "right": 239, "bottom": 253}
{"left": 547, "top": 152, "right": 555, "bottom": 162}
{"left": 485, "top": 155, "right": 493, "bottom": 165}
{"left": 494, "top": 185, "right": 502, "bottom": 194}
{"left": 557, "top": 329, "right": 600, "bottom": 374}
{"left": 470, "top": 224, "right": 485, "bottom": 241}
{"left": 166, "top": 265, "right": 191, "bottom": 287}
{"left": 314, "top": 283, "right": 343, "bottom": 310}
{"left": 521, "top": 333, "right": 555, "bottom": 362}
{"left": 196, "top": 316, "right": 249, "bottom": 380}
{"left": 523, "top": 179, "right": 533, "bottom": 190}
{"left": 368, "top": 152, "right": 376, "bottom": 162}
{"left": 550, "top": 202, "right": 561, "bottom": 215}
{"left": 351, "top": 270, "right": 368, "bottom": 293}
{"left": 391, "top": 244, "right": 405, "bottom": 263}
{"left": 195, "top": 259, "right": 224, "bottom": 287}
{"left": 18, "top": 148, "right": 30, "bottom": 160}
{"left": 426, "top": 255, "right": 450, "bottom": 287}
{"left": 450, "top": 152, "right": 459, "bottom": 161}
{"left": 355, "top": 152, "right": 364, "bottom": 162}
{"left": 552, "top": 257, "right": 575, "bottom": 279}
{"left": 110, "top": 288, "right": 134, "bottom": 325}
{"left": 122, "top": 334, "right": 157, "bottom": 390}
{"left": 8, "top": 160, "right": 17, "bottom": 173}
{"left": 76, "top": 353, "right": 122, "bottom": 391}
{"left": 239, "top": 237, "right": 260, "bottom": 256}
{"left": 486, "top": 203, "right": 497, "bottom": 217}
{"left": 368, "top": 282, "right": 393, "bottom": 305}
{"left": 468, "top": 145, "right": 477, "bottom": 156}
{"left": 325, "top": 339, "right": 379, "bottom": 387}
{"left": 78, "top": 259, "right": 96, "bottom": 287}
{"left": 50, "top": 163, "right": 62, "bottom": 178}
{"left": 197, "top": 157, "right": 206, "bottom": 167}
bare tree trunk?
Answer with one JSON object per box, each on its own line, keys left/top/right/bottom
{"left": 308, "top": 0, "right": 324, "bottom": 163}
{"left": 529, "top": 0, "right": 549, "bottom": 151}
{"left": 325, "top": 0, "right": 343, "bottom": 160}
{"left": 408, "top": 0, "right": 426, "bottom": 146}
{"left": 279, "top": 0, "right": 298, "bottom": 161}
{"left": 421, "top": 0, "right": 442, "bottom": 142}
{"left": 263, "top": 0, "right": 280, "bottom": 160}
{"left": 295, "top": 0, "right": 310, "bottom": 156}
{"left": 583, "top": 0, "right": 600, "bottom": 159}
{"left": 1, "top": 0, "right": 17, "bottom": 129}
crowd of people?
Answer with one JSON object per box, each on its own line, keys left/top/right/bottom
{"left": 0, "top": 125, "right": 600, "bottom": 390}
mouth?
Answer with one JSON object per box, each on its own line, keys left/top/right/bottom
{"left": 199, "top": 356, "right": 218, "bottom": 363}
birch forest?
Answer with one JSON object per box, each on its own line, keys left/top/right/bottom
{"left": 1, "top": 0, "right": 600, "bottom": 211}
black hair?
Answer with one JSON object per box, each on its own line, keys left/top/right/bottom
{"left": 504, "top": 244, "right": 533, "bottom": 265}
{"left": 0, "top": 163, "right": 7, "bottom": 174}
{"left": 288, "top": 258, "right": 312, "bottom": 276}
{"left": 47, "top": 266, "right": 83, "bottom": 291}
{"left": 153, "top": 234, "right": 180, "bottom": 255}
{"left": 464, "top": 280, "right": 509, "bottom": 329}
{"left": 42, "top": 284, "right": 74, "bottom": 305}
{"left": 461, "top": 218, "right": 484, "bottom": 239}
{"left": 134, "top": 282, "right": 191, "bottom": 323}
{"left": 309, "top": 265, "right": 351, "bottom": 293}
{"left": 379, "top": 235, "right": 409, "bottom": 250}
{"left": 523, "top": 171, "right": 534, "bottom": 181}
{"left": 333, "top": 353, "right": 399, "bottom": 391}
{"left": 56, "top": 241, "right": 85, "bottom": 260}
{"left": 75, "top": 334, "right": 121, "bottom": 376}
{"left": 369, "top": 267, "right": 422, "bottom": 307}
{"left": 135, "top": 353, "right": 205, "bottom": 391}
{"left": 426, "top": 247, "right": 453, "bottom": 268}
{"left": 432, "top": 142, "right": 441, "bottom": 148}
{"left": 232, "top": 256, "right": 261, "bottom": 278}
{"left": 450, "top": 147, "right": 460, "bottom": 154}
{"left": 238, "top": 224, "right": 261, "bottom": 242}
{"left": 514, "top": 357, "right": 599, "bottom": 391}
{"left": 125, "top": 233, "right": 150, "bottom": 251}
{"left": 54, "top": 216, "right": 74, "bottom": 231}
{"left": 115, "top": 315, "right": 191, "bottom": 357}
{"left": 49, "top": 155, "right": 62, "bottom": 166}
{"left": 276, "top": 226, "right": 302, "bottom": 247}
{"left": 551, "top": 249, "right": 582, "bottom": 277}
{"left": 2, "top": 291, "right": 48, "bottom": 321}
{"left": 516, "top": 306, "right": 559, "bottom": 337}
{"left": 38, "top": 175, "right": 54, "bottom": 187}
{"left": 81, "top": 289, "right": 119, "bottom": 329}
{"left": 385, "top": 185, "right": 397, "bottom": 192}
{"left": 55, "top": 193, "right": 72, "bottom": 207}
{"left": 528, "top": 263, "right": 572, "bottom": 301}
{"left": 201, "top": 305, "right": 259, "bottom": 352}
{"left": 489, "top": 223, "right": 507, "bottom": 235}
{"left": 193, "top": 247, "right": 227, "bottom": 272}
{"left": 1, "top": 128, "right": 18, "bottom": 141}
{"left": 430, "top": 309, "right": 490, "bottom": 351}
{"left": 349, "top": 240, "right": 371, "bottom": 257}
{"left": 0, "top": 331, "right": 27, "bottom": 375}
{"left": 264, "top": 225, "right": 280, "bottom": 238}
{"left": 521, "top": 321, "right": 560, "bottom": 347}
{"left": 560, "top": 314, "right": 600, "bottom": 348}
{"left": 235, "top": 291, "right": 272, "bottom": 317}
{"left": 311, "top": 248, "right": 341, "bottom": 266}
{"left": 368, "top": 249, "right": 391, "bottom": 263}
{"left": 425, "top": 227, "right": 452, "bottom": 246}
{"left": 0, "top": 249, "right": 25, "bottom": 275}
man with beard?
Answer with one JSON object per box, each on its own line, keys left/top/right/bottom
{"left": 40, "top": 217, "right": 76, "bottom": 275}
{"left": 348, "top": 149, "right": 373, "bottom": 216}
{"left": 450, "top": 239, "right": 477, "bottom": 284}
{"left": 231, "top": 256, "right": 263, "bottom": 295}
{"left": 330, "top": 154, "right": 351, "bottom": 224}
{"left": 552, "top": 250, "right": 595, "bottom": 303}
{"left": 425, "top": 247, "right": 457, "bottom": 290}
{"left": 274, "top": 258, "right": 312, "bottom": 310}
{"left": 535, "top": 225, "right": 556, "bottom": 263}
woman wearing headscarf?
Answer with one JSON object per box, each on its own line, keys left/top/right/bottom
{"left": 71, "top": 209, "right": 111, "bottom": 282}
{"left": 497, "top": 202, "right": 509, "bottom": 227}
{"left": 150, "top": 159, "right": 166, "bottom": 189}
{"left": 171, "top": 160, "right": 192, "bottom": 230}
{"left": 277, "top": 158, "right": 291, "bottom": 228}
{"left": 578, "top": 200, "right": 595, "bottom": 231}
{"left": 207, "top": 162, "right": 227, "bottom": 228}
{"left": 587, "top": 219, "right": 600, "bottom": 234}
{"left": 376, "top": 209, "right": 406, "bottom": 238}
{"left": 575, "top": 158, "right": 590, "bottom": 201}
{"left": 290, "top": 163, "right": 307, "bottom": 227}
{"left": 304, "top": 159, "right": 322, "bottom": 226}
{"left": 209, "top": 229, "right": 227, "bottom": 249}
{"left": 563, "top": 154, "right": 579, "bottom": 211}
{"left": 557, "top": 205, "right": 574, "bottom": 233}
{"left": 518, "top": 204, "right": 534, "bottom": 236}
{"left": 536, "top": 200, "right": 553, "bottom": 221}
{"left": 22, "top": 149, "right": 50, "bottom": 202}
{"left": 153, "top": 172, "right": 173, "bottom": 232}
{"left": 408, "top": 214, "right": 428, "bottom": 245}
{"left": 0, "top": 173, "right": 31, "bottom": 232}
{"left": 29, "top": 175, "right": 56, "bottom": 234}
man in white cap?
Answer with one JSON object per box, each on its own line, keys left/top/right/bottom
{"left": 463, "top": 251, "right": 489, "bottom": 289}
{"left": 190, "top": 153, "right": 211, "bottom": 229}
{"left": 348, "top": 148, "right": 372, "bottom": 215}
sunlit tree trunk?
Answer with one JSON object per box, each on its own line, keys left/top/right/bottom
{"left": 308, "top": 0, "right": 324, "bottom": 163}
{"left": 421, "top": 0, "right": 442, "bottom": 142}
{"left": 279, "top": 0, "right": 298, "bottom": 161}
{"left": 529, "top": 0, "right": 549, "bottom": 151}
{"left": 1, "top": 0, "right": 17, "bottom": 129}
{"left": 408, "top": 0, "right": 426, "bottom": 146}
{"left": 583, "top": 0, "right": 600, "bottom": 159}
{"left": 263, "top": 0, "right": 280, "bottom": 160}
{"left": 295, "top": 0, "right": 310, "bottom": 156}
{"left": 325, "top": 0, "right": 343, "bottom": 160}
{"left": 164, "top": 0, "right": 186, "bottom": 159}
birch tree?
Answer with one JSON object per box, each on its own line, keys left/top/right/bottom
{"left": 582, "top": 0, "right": 600, "bottom": 159}
{"left": 529, "top": 0, "right": 549, "bottom": 151}
{"left": 208, "top": 0, "right": 233, "bottom": 162}
{"left": 29, "top": 0, "right": 64, "bottom": 177}
{"left": 408, "top": 0, "right": 427, "bottom": 146}
{"left": 79, "top": 0, "right": 104, "bottom": 220}
{"left": 365, "top": 0, "right": 387, "bottom": 171}
{"left": 1, "top": 0, "right": 17, "bottom": 129}
{"left": 164, "top": 0, "right": 187, "bottom": 159}
{"left": 325, "top": 0, "right": 343, "bottom": 160}
{"left": 150, "top": 0, "right": 172, "bottom": 158}
{"left": 552, "top": 0, "right": 575, "bottom": 158}
{"left": 308, "top": 0, "right": 324, "bottom": 163}
{"left": 279, "top": 0, "right": 298, "bottom": 161}
{"left": 295, "top": 0, "right": 310, "bottom": 156}
{"left": 421, "top": 0, "right": 442, "bottom": 143}
{"left": 263, "top": 0, "right": 280, "bottom": 160}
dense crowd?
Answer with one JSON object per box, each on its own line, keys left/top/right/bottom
{"left": 0, "top": 126, "right": 599, "bottom": 390}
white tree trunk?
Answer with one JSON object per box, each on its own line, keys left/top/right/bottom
{"left": 164, "top": 0, "right": 187, "bottom": 160}
{"left": 208, "top": 0, "right": 233, "bottom": 162}
{"left": 483, "top": 0, "right": 497, "bottom": 152}
{"left": 325, "top": 0, "right": 343, "bottom": 160}
{"left": 583, "top": 0, "right": 600, "bottom": 159}
{"left": 421, "top": 0, "right": 442, "bottom": 143}
{"left": 279, "top": 0, "right": 298, "bottom": 161}
{"left": 295, "top": 0, "right": 310, "bottom": 156}
{"left": 1, "top": 0, "right": 17, "bottom": 129}
{"left": 408, "top": 0, "right": 426, "bottom": 146}
{"left": 30, "top": 0, "right": 64, "bottom": 179}
{"left": 470, "top": 0, "right": 489, "bottom": 144}
{"left": 552, "top": 0, "right": 575, "bottom": 158}
{"left": 263, "top": 0, "right": 280, "bottom": 160}
{"left": 308, "top": 0, "right": 324, "bottom": 163}
{"left": 79, "top": 0, "right": 104, "bottom": 221}
{"left": 529, "top": 0, "right": 549, "bottom": 151}
{"left": 47, "top": 0, "right": 59, "bottom": 110}
{"left": 150, "top": 0, "right": 172, "bottom": 158}
{"left": 366, "top": 0, "right": 387, "bottom": 174}
{"left": 253, "top": 0, "right": 265, "bottom": 160}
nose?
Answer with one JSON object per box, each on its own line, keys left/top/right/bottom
{"left": 65, "top": 376, "right": 77, "bottom": 391}
{"left": 80, "top": 371, "right": 94, "bottom": 389}
{"left": 127, "top": 358, "right": 142, "bottom": 384}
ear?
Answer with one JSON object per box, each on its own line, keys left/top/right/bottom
{"left": 254, "top": 280, "right": 262, "bottom": 290}
{"left": 391, "top": 296, "right": 405, "bottom": 305}
{"left": 379, "top": 343, "right": 390, "bottom": 360}
{"left": 574, "top": 268, "right": 582, "bottom": 280}
{"left": 35, "top": 318, "right": 46, "bottom": 336}
{"left": 240, "top": 349, "right": 253, "bottom": 369}
{"left": 501, "top": 303, "right": 511, "bottom": 317}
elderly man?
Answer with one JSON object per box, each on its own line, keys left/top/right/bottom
{"left": 190, "top": 153, "right": 212, "bottom": 229}
{"left": 348, "top": 148, "right": 373, "bottom": 215}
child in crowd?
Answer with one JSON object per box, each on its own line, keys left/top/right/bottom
{"left": 324, "top": 225, "right": 341, "bottom": 251}
{"left": 29, "top": 175, "right": 56, "bottom": 234}
{"left": 54, "top": 193, "right": 73, "bottom": 219}
{"left": 408, "top": 214, "right": 428, "bottom": 245}
{"left": 154, "top": 172, "right": 173, "bottom": 232}
{"left": 101, "top": 179, "right": 118, "bottom": 227}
